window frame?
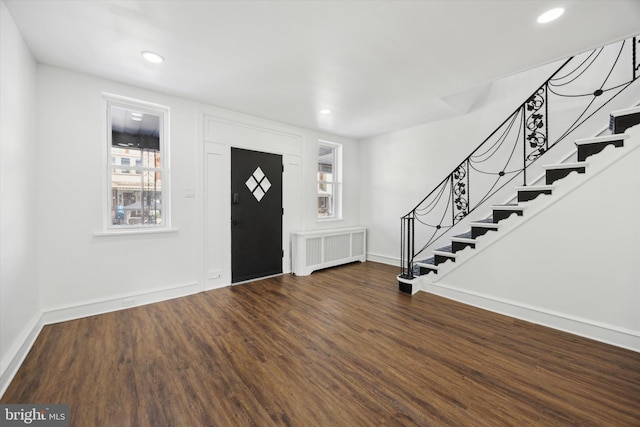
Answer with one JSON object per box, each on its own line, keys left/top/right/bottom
{"left": 317, "top": 140, "right": 342, "bottom": 220}
{"left": 103, "top": 94, "right": 171, "bottom": 232}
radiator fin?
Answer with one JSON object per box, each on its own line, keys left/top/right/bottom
{"left": 324, "top": 234, "right": 350, "bottom": 262}
{"left": 306, "top": 237, "right": 322, "bottom": 266}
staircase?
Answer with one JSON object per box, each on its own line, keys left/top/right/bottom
{"left": 398, "top": 35, "right": 640, "bottom": 294}
{"left": 399, "top": 106, "right": 640, "bottom": 294}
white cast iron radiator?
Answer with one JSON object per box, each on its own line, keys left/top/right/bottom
{"left": 291, "top": 227, "right": 366, "bottom": 276}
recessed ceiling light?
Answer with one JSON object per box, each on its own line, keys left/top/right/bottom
{"left": 131, "top": 116, "right": 142, "bottom": 122}
{"left": 141, "top": 51, "right": 164, "bottom": 64}
{"left": 537, "top": 7, "right": 564, "bottom": 24}
{"left": 319, "top": 109, "right": 332, "bottom": 115}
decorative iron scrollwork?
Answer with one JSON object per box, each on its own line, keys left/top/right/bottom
{"left": 525, "top": 87, "right": 547, "bottom": 163}
{"left": 399, "top": 35, "right": 639, "bottom": 277}
{"left": 452, "top": 162, "right": 469, "bottom": 222}
{"left": 635, "top": 37, "right": 639, "bottom": 79}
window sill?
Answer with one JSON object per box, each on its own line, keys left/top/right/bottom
{"left": 317, "top": 217, "right": 343, "bottom": 223}
{"left": 93, "top": 227, "right": 179, "bottom": 237}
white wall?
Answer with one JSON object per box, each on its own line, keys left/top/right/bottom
{"left": 361, "top": 40, "right": 640, "bottom": 265}
{"left": 0, "top": 0, "right": 39, "bottom": 391}
{"left": 0, "top": 57, "right": 359, "bottom": 393}
{"left": 1, "top": 45, "right": 359, "bottom": 394}
{"left": 360, "top": 61, "right": 562, "bottom": 264}
{"left": 34, "top": 65, "right": 360, "bottom": 314}
{"left": 5, "top": 3, "right": 634, "bottom": 396}
{"left": 199, "top": 107, "right": 360, "bottom": 289}
{"left": 36, "top": 66, "right": 202, "bottom": 312}
{"left": 426, "top": 126, "right": 640, "bottom": 350}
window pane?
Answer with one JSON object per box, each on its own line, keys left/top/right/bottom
{"left": 111, "top": 174, "right": 163, "bottom": 226}
{"left": 317, "top": 141, "right": 341, "bottom": 219}
{"left": 142, "top": 150, "right": 160, "bottom": 168}
{"left": 142, "top": 170, "right": 162, "bottom": 224}
{"left": 108, "top": 99, "right": 167, "bottom": 229}
{"left": 318, "top": 182, "right": 333, "bottom": 217}
{"left": 111, "top": 106, "right": 160, "bottom": 146}
{"left": 318, "top": 145, "right": 333, "bottom": 175}
{"left": 112, "top": 146, "right": 160, "bottom": 170}
{"left": 111, "top": 106, "right": 161, "bottom": 166}
{"left": 111, "top": 166, "right": 139, "bottom": 190}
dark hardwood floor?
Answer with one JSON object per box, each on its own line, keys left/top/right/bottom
{"left": 2, "top": 262, "right": 640, "bottom": 426}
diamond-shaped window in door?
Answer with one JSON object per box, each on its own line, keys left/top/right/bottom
{"left": 245, "top": 167, "right": 272, "bottom": 202}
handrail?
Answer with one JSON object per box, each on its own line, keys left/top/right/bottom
{"left": 406, "top": 59, "right": 573, "bottom": 217}
{"left": 400, "top": 35, "right": 639, "bottom": 279}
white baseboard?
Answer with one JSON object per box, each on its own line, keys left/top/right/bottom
{"left": 423, "top": 281, "right": 640, "bottom": 353}
{"left": 0, "top": 312, "right": 44, "bottom": 398}
{"left": 42, "top": 281, "right": 201, "bottom": 325}
{"left": 367, "top": 252, "right": 400, "bottom": 267}
{"left": 0, "top": 280, "right": 202, "bottom": 398}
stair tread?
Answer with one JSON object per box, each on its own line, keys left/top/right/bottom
{"left": 493, "top": 204, "right": 524, "bottom": 210}
{"left": 515, "top": 185, "right": 553, "bottom": 191}
{"left": 416, "top": 257, "right": 436, "bottom": 265}
{"left": 434, "top": 245, "right": 454, "bottom": 254}
{"left": 470, "top": 219, "right": 499, "bottom": 228}
{"left": 575, "top": 134, "right": 628, "bottom": 145}
{"left": 453, "top": 231, "right": 473, "bottom": 239}
{"left": 610, "top": 105, "right": 640, "bottom": 117}
{"left": 472, "top": 218, "right": 495, "bottom": 224}
{"left": 543, "top": 162, "right": 588, "bottom": 170}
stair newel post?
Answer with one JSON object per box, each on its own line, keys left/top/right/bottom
{"left": 400, "top": 213, "right": 415, "bottom": 279}
{"left": 466, "top": 158, "right": 470, "bottom": 214}
{"left": 522, "top": 104, "right": 527, "bottom": 186}
{"left": 544, "top": 82, "right": 549, "bottom": 153}
{"left": 409, "top": 214, "right": 415, "bottom": 278}
{"left": 633, "top": 36, "right": 638, "bottom": 81}
{"left": 450, "top": 173, "right": 455, "bottom": 225}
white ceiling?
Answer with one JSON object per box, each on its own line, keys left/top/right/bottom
{"left": 5, "top": 0, "right": 640, "bottom": 139}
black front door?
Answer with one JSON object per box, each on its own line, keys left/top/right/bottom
{"left": 231, "top": 148, "right": 283, "bottom": 283}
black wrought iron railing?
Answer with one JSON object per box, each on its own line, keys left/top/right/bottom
{"left": 400, "top": 35, "right": 640, "bottom": 280}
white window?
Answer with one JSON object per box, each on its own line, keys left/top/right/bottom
{"left": 105, "top": 95, "right": 170, "bottom": 229}
{"left": 120, "top": 157, "right": 131, "bottom": 174}
{"left": 317, "top": 141, "right": 342, "bottom": 219}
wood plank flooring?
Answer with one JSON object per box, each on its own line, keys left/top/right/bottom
{"left": 2, "top": 261, "right": 640, "bottom": 426}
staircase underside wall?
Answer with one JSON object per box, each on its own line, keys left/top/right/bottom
{"left": 424, "top": 127, "right": 640, "bottom": 351}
